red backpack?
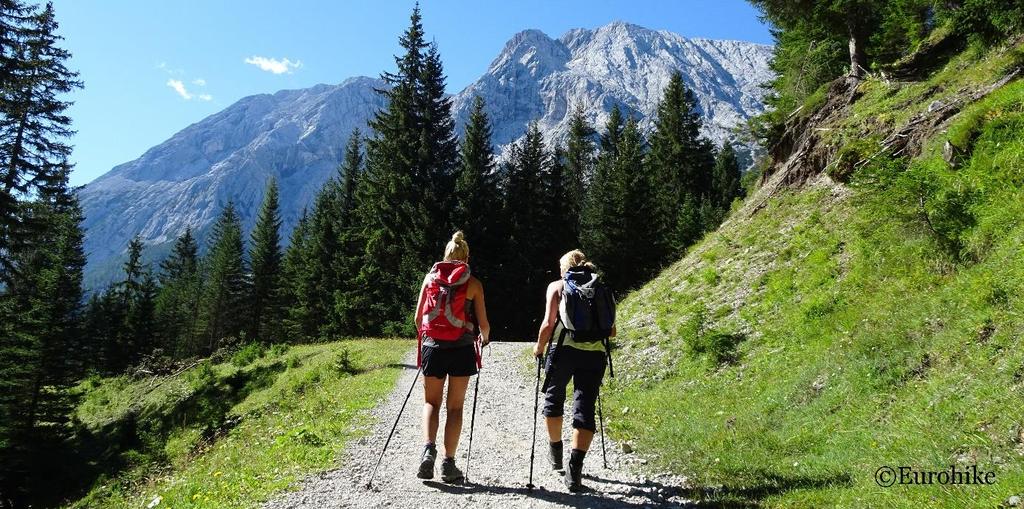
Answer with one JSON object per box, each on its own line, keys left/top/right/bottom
{"left": 419, "top": 261, "right": 474, "bottom": 341}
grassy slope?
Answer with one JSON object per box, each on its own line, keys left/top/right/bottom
{"left": 69, "top": 339, "right": 410, "bottom": 508}
{"left": 607, "top": 42, "right": 1024, "bottom": 508}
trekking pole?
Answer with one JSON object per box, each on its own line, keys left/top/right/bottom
{"left": 465, "top": 344, "right": 482, "bottom": 481}
{"left": 598, "top": 391, "right": 608, "bottom": 469}
{"left": 366, "top": 365, "right": 422, "bottom": 489}
{"left": 527, "top": 354, "right": 542, "bottom": 491}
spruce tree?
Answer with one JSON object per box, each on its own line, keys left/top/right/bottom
{"left": 711, "top": 141, "right": 743, "bottom": 211}
{"left": 250, "top": 178, "right": 285, "bottom": 343}
{"left": 564, "top": 105, "right": 596, "bottom": 241}
{"left": 109, "top": 236, "right": 152, "bottom": 370}
{"left": 282, "top": 209, "right": 316, "bottom": 341}
{"left": 648, "top": 71, "right": 715, "bottom": 255}
{"left": 418, "top": 42, "right": 460, "bottom": 239}
{"left": 500, "top": 122, "right": 551, "bottom": 332}
{"left": 306, "top": 181, "right": 341, "bottom": 339}
{"left": 453, "top": 96, "right": 502, "bottom": 280}
{"left": 356, "top": 5, "right": 459, "bottom": 334}
{"left": 581, "top": 106, "right": 625, "bottom": 268}
{"left": 201, "top": 202, "right": 248, "bottom": 352}
{"left": 333, "top": 130, "right": 366, "bottom": 335}
{"left": 0, "top": 192, "right": 85, "bottom": 504}
{"left": 749, "top": 0, "right": 884, "bottom": 79}
{"left": 0, "top": 2, "right": 81, "bottom": 284}
{"left": 584, "top": 116, "right": 661, "bottom": 292}
{"left": 543, "top": 143, "right": 575, "bottom": 260}
{"left": 156, "top": 227, "right": 202, "bottom": 357}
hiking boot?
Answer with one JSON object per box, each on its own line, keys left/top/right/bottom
{"left": 548, "top": 441, "right": 564, "bottom": 471}
{"left": 441, "top": 457, "right": 464, "bottom": 483}
{"left": 564, "top": 448, "right": 585, "bottom": 492}
{"left": 417, "top": 444, "right": 436, "bottom": 479}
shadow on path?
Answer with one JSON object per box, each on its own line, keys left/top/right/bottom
{"left": 422, "top": 477, "right": 691, "bottom": 508}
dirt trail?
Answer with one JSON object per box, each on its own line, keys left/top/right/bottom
{"left": 264, "top": 341, "right": 691, "bottom": 508}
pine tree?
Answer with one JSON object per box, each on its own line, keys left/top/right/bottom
{"left": 306, "top": 181, "right": 341, "bottom": 339}
{"left": 201, "top": 202, "right": 248, "bottom": 352}
{"left": 453, "top": 96, "right": 502, "bottom": 281}
{"left": 581, "top": 106, "right": 625, "bottom": 267}
{"left": 749, "top": 0, "right": 884, "bottom": 79}
{"left": 282, "top": 210, "right": 316, "bottom": 341}
{"left": 333, "top": 130, "right": 366, "bottom": 335}
{"left": 356, "top": 5, "right": 459, "bottom": 334}
{"left": 0, "top": 192, "right": 85, "bottom": 504}
{"left": 0, "top": 1, "right": 82, "bottom": 283}
{"left": 250, "top": 178, "right": 285, "bottom": 343}
{"left": 108, "top": 236, "right": 153, "bottom": 370}
{"left": 418, "top": 42, "right": 460, "bottom": 242}
{"left": 543, "top": 143, "right": 575, "bottom": 260}
{"left": 564, "top": 104, "right": 596, "bottom": 241}
{"left": 599, "top": 105, "right": 625, "bottom": 157}
{"left": 499, "top": 122, "right": 551, "bottom": 333}
{"left": 583, "top": 116, "right": 661, "bottom": 292}
{"left": 648, "top": 71, "right": 715, "bottom": 255}
{"left": 155, "top": 227, "right": 202, "bottom": 357}
{"left": 711, "top": 141, "right": 743, "bottom": 209}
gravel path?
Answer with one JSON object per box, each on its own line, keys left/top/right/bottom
{"left": 264, "top": 342, "right": 692, "bottom": 508}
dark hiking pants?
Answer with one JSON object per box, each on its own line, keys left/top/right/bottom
{"left": 542, "top": 345, "right": 607, "bottom": 432}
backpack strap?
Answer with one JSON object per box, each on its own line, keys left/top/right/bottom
{"left": 417, "top": 331, "right": 423, "bottom": 368}
{"left": 603, "top": 336, "right": 614, "bottom": 379}
{"left": 550, "top": 324, "right": 569, "bottom": 364}
{"left": 539, "top": 323, "right": 569, "bottom": 394}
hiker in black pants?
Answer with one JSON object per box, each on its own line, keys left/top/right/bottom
{"left": 533, "top": 249, "right": 615, "bottom": 492}
{"left": 414, "top": 231, "right": 491, "bottom": 483}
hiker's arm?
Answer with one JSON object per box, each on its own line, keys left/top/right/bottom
{"left": 472, "top": 279, "right": 490, "bottom": 345}
{"left": 413, "top": 275, "right": 429, "bottom": 333}
{"left": 534, "top": 282, "right": 559, "bottom": 358}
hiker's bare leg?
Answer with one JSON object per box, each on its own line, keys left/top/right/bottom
{"left": 423, "top": 375, "right": 445, "bottom": 444}
{"left": 443, "top": 375, "right": 470, "bottom": 458}
{"left": 546, "top": 416, "right": 563, "bottom": 442}
{"left": 571, "top": 428, "right": 594, "bottom": 451}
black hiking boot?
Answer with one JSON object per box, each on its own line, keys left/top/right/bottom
{"left": 565, "top": 448, "right": 586, "bottom": 492}
{"left": 441, "top": 457, "right": 464, "bottom": 484}
{"left": 417, "top": 444, "right": 436, "bottom": 479}
{"left": 548, "top": 441, "right": 564, "bottom": 471}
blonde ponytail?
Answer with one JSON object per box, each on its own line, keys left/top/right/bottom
{"left": 559, "top": 249, "right": 596, "bottom": 274}
{"left": 443, "top": 231, "right": 470, "bottom": 261}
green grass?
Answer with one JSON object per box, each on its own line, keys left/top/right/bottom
{"left": 68, "top": 339, "right": 410, "bottom": 509}
{"left": 606, "top": 44, "right": 1024, "bottom": 508}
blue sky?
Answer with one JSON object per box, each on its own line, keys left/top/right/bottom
{"left": 52, "top": 0, "right": 772, "bottom": 187}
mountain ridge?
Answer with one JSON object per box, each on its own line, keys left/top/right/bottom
{"left": 78, "top": 22, "right": 773, "bottom": 288}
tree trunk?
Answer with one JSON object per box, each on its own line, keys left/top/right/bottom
{"left": 848, "top": 20, "right": 868, "bottom": 79}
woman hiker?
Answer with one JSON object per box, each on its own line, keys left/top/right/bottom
{"left": 414, "top": 231, "right": 490, "bottom": 483}
{"left": 533, "top": 249, "right": 615, "bottom": 492}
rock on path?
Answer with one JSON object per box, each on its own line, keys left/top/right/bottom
{"left": 264, "top": 342, "right": 691, "bottom": 508}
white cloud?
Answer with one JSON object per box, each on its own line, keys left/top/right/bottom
{"left": 167, "top": 79, "right": 192, "bottom": 100}
{"left": 167, "top": 79, "right": 212, "bottom": 101}
{"left": 192, "top": 78, "right": 206, "bottom": 86}
{"left": 244, "top": 56, "right": 302, "bottom": 74}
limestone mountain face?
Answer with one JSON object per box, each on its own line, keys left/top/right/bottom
{"left": 78, "top": 22, "right": 772, "bottom": 287}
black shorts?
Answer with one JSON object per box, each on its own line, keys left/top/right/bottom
{"left": 542, "top": 345, "right": 607, "bottom": 432}
{"left": 421, "top": 344, "right": 478, "bottom": 379}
